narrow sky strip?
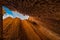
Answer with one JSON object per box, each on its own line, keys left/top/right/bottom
{"left": 3, "top": 6, "right": 29, "bottom": 20}
{"left": 2, "top": 6, "right": 14, "bottom": 16}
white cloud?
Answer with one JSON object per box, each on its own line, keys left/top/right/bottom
{"left": 3, "top": 11, "right": 29, "bottom": 20}
{"left": 12, "top": 11, "right": 29, "bottom": 20}
{"left": 3, "top": 13, "right": 14, "bottom": 19}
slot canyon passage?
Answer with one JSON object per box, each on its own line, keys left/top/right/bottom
{"left": 1, "top": 0, "right": 60, "bottom": 40}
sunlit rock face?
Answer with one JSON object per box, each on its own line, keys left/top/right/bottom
{"left": 28, "top": 17, "right": 60, "bottom": 34}
{"left": 3, "top": 17, "right": 60, "bottom": 40}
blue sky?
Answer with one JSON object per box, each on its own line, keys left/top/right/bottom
{"left": 3, "top": 6, "right": 29, "bottom": 20}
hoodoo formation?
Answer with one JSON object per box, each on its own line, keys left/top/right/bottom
{"left": 1, "top": 0, "right": 60, "bottom": 40}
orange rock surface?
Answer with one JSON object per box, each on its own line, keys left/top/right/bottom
{"left": 3, "top": 17, "right": 60, "bottom": 40}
